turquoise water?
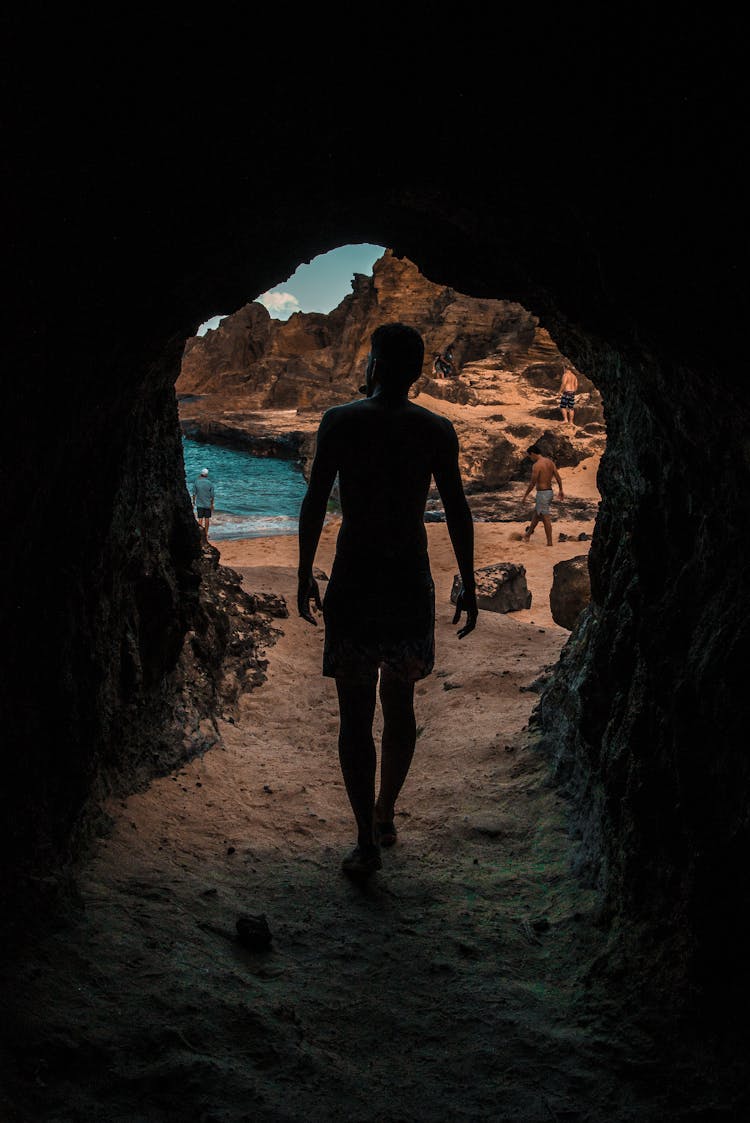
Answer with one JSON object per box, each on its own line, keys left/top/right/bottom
{"left": 182, "top": 437, "right": 308, "bottom": 540}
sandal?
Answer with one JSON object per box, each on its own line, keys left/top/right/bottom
{"left": 341, "top": 844, "right": 382, "bottom": 878}
{"left": 375, "top": 820, "right": 398, "bottom": 848}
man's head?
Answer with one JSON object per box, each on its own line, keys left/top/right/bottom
{"left": 367, "top": 322, "right": 425, "bottom": 394}
{"left": 200, "top": 468, "right": 209, "bottom": 476}
{"left": 527, "top": 444, "right": 542, "bottom": 461}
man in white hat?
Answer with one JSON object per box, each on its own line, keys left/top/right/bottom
{"left": 191, "top": 467, "right": 215, "bottom": 542}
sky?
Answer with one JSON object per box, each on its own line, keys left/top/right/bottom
{"left": 197, "top": 243, "right": 386, "bottom": 335}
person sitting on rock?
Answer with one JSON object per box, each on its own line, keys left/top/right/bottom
{"left": 297, "top": 322, "right": 478, "bottom": 879}
{"left": 522, "top": 444, "right": 564, "bottom": 546}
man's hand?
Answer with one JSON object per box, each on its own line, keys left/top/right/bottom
{"left": 297, "top": 574, "right": 322, "bottom": 625}
{"left": 452, "top": 584, "right": 478, "bottom": 639}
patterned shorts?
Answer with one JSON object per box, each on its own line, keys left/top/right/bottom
{"left": 535, "top": 489, "right": 554, "bottom": 515}
{"left": 322, "top": 558, "right": 435, "bottom": 683}
{"left": 560, "top": 391, "right": 576, "bottom": 409}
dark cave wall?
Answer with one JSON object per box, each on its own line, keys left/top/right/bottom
{"left": 0, "top": 336, "right": 202, "bottom": 879}
{"left": 3, "top": 12, "right": 748, "bottom": 1019}
{"left": 535, "top": 329, "right": 750, "bottom": 1005}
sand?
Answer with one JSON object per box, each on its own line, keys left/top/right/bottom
{"left": 1, "top": 451, "right": 673, "bottom": 1122}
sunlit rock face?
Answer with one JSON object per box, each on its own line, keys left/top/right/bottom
{"left": 176, "top": 250, "right": 594, "bottom": 411}
{"left": 3, "top": 17, "right": 747, "bottom": 1036}
{"left": 177, "top": 251, "right": 604, "bottom": 493}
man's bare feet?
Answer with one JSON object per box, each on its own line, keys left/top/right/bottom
{"left": 341, "top": 844, "right": 382, "bottom": 879}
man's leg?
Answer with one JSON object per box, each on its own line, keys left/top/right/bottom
{"left": 541, "top": 513, "right": 553, "bottom": 545}
{"left": 524, "top": 512, "right": 540, "bottom": 540}
{"left": 335, "top": 675, "right": 379, "bottom": 855}
{"left": 375, "top": 666, "right": 416, "bottom": 841}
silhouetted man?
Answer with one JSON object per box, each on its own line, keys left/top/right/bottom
{"left": 298, "top": 322, "right": 478, "bottom": 879}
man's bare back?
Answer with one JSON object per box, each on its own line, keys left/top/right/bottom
{"left": 522, "top": 445, "right": 563, "bottom": 546}
{"left": 530, "top": 455, "right": 559, "bottom": 492}
{"left": 315, "top": 396, "right": 460, "bottom": 569}
{"left": 561, "top": 368, "right": 578, "bottom": 393}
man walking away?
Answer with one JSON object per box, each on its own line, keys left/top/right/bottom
{"left": 559, "top": 366, "right": 579, "bottom": 425}
{"left": 298, "top": 322, "right": 478, "bottom": 879}
{"left": 522, "top": 444, "right": 564, "bottom": 546}
{"left": 192, "top": 467, "right": 215, "bottom": 543}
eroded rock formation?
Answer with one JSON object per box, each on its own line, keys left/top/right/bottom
{"left": 178, "top": 252, "right": 591, "bottom": 410}
{"left": 178, "top": 253, "right": 604, "bottom": 496}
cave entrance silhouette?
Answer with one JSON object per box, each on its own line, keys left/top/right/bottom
{"left": 3, "top": 11, "right": 748, "bottom": 1111}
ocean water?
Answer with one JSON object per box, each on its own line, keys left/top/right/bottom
{"left": 182, "top": 437, "right": 309, "bottom": 540}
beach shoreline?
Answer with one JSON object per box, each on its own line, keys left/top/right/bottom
{"left": 213, "top": 452, "right": 601, "bottom": 632}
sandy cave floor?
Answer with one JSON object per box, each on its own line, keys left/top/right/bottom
{"left": 2, "top": 462, "right": 700, "bottom": 1122}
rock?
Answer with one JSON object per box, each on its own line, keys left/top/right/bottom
{"left": 253, "top": 592, "right": 289, "bottom": 619}
{"left": 549, "top": 555, "right": 591, "bottom": 629}
{"left": 559, "top": 531, "right": 591, "bottom": 542}
{"left": 236, "top": 913, "right": 272, "bottom": 951}
{"left": 450, "top": 563, "right": 532, "bottom": 613}
{"left": 412, "top": 375, "right": 477, "bottom": 404}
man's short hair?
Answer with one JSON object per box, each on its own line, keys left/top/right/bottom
{"left": 370, "top": 322, "right": 425, "bottom": 390}
{"left": 527, "top": 444, "right": 542, "bottom": 456}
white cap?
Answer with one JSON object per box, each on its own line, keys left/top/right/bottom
{"left": 200, "top": 468, "right": 209, "bottom": 476}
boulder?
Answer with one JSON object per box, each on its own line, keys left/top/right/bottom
{"left": 549, "top": 554, "right": 591, "bottom": 629}
{"left": 450, "top": 562, "right": 532, "bottom": 613}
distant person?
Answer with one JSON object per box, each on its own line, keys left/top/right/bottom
{"left": 432, "top": 345, "right": 454, "bottom": 380}
{"left": 522, "top": 444, "right": 564, "bottom": 546}
{"left": 192, "top": 467, "right": 215, "bottom": 542}
{"left": 298, "top": 322, "right": 478, "bottom": 879}
{"left": 559, "top": 366, "right": 579, "bottom": 425}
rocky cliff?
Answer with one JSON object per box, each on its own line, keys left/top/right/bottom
{"left": 177, "top": 250, "right": 598, "bottom": 410}
{"left": 177, "top": 251, "right": 604, "bottom": 502}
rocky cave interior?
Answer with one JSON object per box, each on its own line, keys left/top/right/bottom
{"left": 2, "top": 12, "right": 748, "bottom": 1116}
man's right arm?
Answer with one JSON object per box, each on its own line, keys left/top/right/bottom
{"left": 297, "top": 411, "right": 339, "bottom": 623}
{"left": 432, "top": 419, "right": 477, "bottom": 638}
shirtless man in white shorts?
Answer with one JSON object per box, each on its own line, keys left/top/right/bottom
{"left": 522, "top": 444, "right": 564, "bottom": 546}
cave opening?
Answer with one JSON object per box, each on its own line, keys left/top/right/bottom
{"left": 3, "top": 8, "right": 748, "bottom": 1114}
{"left": 2, "top": 191, "right": 747, "bottom": 1123}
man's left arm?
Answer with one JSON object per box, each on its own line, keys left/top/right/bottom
{"left": 523, "top": 462, "right": 538, "bottom": 500}
{"left": 554, "top": 465, "right": 564, "bottom": 499}
{"left": 297, "top": 413, "right": 339, "bottom": 624}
